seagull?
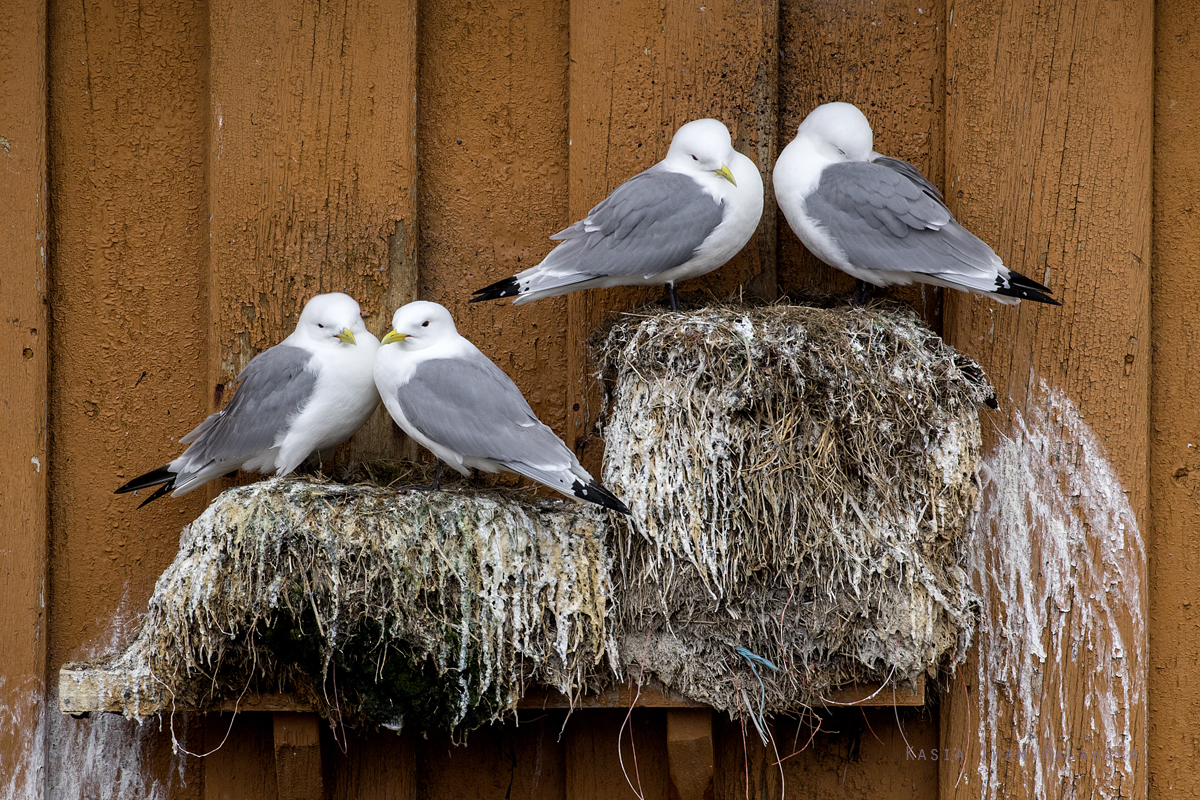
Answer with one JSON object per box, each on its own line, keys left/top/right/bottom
{"left": 374, "top": 301, "right": 630, "bottom": 514}
{"left": 774, "top": 102, "right": 1058, "bottom": 306}
{"left": 471, "top": 118, "right": 764, "bottom": 312}
{"left": 115, "top": 293, "right": 381, "bottom": 507}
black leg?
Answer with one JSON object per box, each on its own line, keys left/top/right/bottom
{"left": 409, "top": 459, "right": 445, "bottom": 492}
{"left": 666, "top": 283, "right": 681, "bottom": 312}
{"left": 851, "top": 279, "right": 874, "bottom": 306}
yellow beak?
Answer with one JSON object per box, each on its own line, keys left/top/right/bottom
{"left": 336, "top": 327, "right": 357, "bottom": 345}
{"left": 381, "top": 329, "right": 408, "bottom": 345}
{"left": 714, "top": 164, "right": 736, "bottom": 187}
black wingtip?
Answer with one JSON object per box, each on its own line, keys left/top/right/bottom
{"left": 572, "top": 479, "right": 631, "bottom": 515}
{"left": 136, "top": 482, "right": 175, "bottom": 509}
{"left": 996, "top": 271, "right": 1060, "bottom": 306}
{"left": 470, "top": 276, "right": 522, "bottom": 303}
{"left": 115, "top": 465, "right": 176, "bottom": 497}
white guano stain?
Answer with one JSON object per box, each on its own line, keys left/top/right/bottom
{"left": 970, "top": 382, "right": 1144, "bottom": 799}
{"left": 0, "top": 677, "right": 46, "bottom": 800}
{"left": 0, "top": 587, "right": 194, "bottom": 800}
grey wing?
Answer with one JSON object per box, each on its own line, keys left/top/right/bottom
{"left": 869, "top": 154, "right": 945, "bottom": 202}
{"left": 178, "top": 344, "right": 318, "bottom": 468}
{"left": 808, "top": 160, "right": 1001, "bottom": 278}
{"left": 396, "top": 354, "right": 575, "bottom": 471}
{"left": 543, "top": 168, "right": 725, "bottom": 278}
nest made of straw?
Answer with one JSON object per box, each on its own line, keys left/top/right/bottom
{"left": 73, "top": 302, "right": 987, "bottom": 735}
{"left": 86, "top": 478, "right": 615, "bottom": 735}
{"left": 594, "top": 302, "right": 988, "bottom": 720}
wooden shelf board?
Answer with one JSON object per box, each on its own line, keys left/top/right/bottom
{"left": 59, "top": 662, "right": 924, "bottom": 719}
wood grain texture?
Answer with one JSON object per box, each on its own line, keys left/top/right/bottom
{"left": 419, "top": 714, "right": 566, "bottom": 800}
{"left": 1149, "top": 3, "right": 1200, "bottom": 797}
{"left": 273, "top": 712, "right": 324, "bottom": 800}
{"left": 939, "top": 0, "right": 1152, "bottom": 798}
{"left": 667, "top": 709, "right": 715, "bottom": 800}
{"left": 0, "top": 0, "right": 48, "bottom": 790}
{"left": 712, "top": 715, "right": 781, "bottom": 800}
{"left": 721, "top": 709, "right": 939, "bottom": 800}
{"left": 205, "top": 713, "right": 280, "bottom": 800}
{"left": 323, "top": 726, "right": 416, "bottom": 800}
{"left": 416, "top": 0, "right": 572, "bottom": 455}
{"left": 46, "top": 0, "right": 210, "bottom": 793}
{"left": 778, "top": 0, "right": 944, "bottom": 326}
{"left": 208, "top": 0, "right": 418, "bottom": 470}
{"left": 565, "top": 0, "right": 779, "bottom": 459}
{"left": 566, "top": 709, "right": 670, "bottom": 800}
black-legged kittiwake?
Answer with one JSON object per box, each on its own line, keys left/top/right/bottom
{"left": 374, "top": 301, "right": 630, "bottom": 514}
{"left": 471, "top": 118, "right": 765, "bottom": 312}
{"left": 115, "top": 292, "right": 381, "bottom": 506}
{"left": 774, "top": 102, "right": 1059, "bottom": 306}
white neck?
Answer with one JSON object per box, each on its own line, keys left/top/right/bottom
{"left": 774, "top": 134, "right": 835, "bottom": 199}
{"left": 658, "top": 160, "right": 734, "bottom": 203}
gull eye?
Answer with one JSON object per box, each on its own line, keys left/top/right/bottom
{"left": 837, "top": 148, "right": 846, "bottom": 156}
{"left": 317, "top": 323, "right": 325, "bottom": 328}
{"left": 422, "top": 320, "right": 430, "bottom": 328}
{"left": 691, "top": 154, "right": 698, "bottom": 161}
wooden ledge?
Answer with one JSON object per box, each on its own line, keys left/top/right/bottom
{"left": 58, "top": 664, "right": 923, "bottom": 800}
{"left": 59, "top": 660, "right": 924, "bottom": 719}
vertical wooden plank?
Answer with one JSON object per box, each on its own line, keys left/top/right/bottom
{"left": 419, "top": 714, "right": 566, "bottom": 800}
{"left": 415, "top": 0, "right": 573, "bottom": 455}
{"left": 565, "top": 0, "right": 779, "bottom": 460}
{"left": 939, "top": 1, "right": 1152, "bottom": 799}
{"left": 205, "top": 713, "right": 280, "bottom": 800}
{"left": 565, "top": 709, "right": 669, "bottom": 800}
{"left": 712, "top": 716, "right": 780, "bottom": 800}
{"left": 0, "top": 0, "right": 48, "bottom": 793}
{"left": 1149, "top": 4, "right": 1200, "bottom": 798}
{"left": 273, "top": 712, "right": 324, "bottom": 800}
{"left": 666, "top": 709, "right": 714, "bottom": 800}
{"left": 778, "top": 0, "right": 945, "bottom": 327}
{"left": 208, "top": 0, "right": 418, "bottom": 469}
{"left": 735, "top": 709, "right": 939, "bottom": 800}
{"left": 324, "top": 727, "right": 416, "bottom": 800}
{"left": 47, "top": 0, "right": 210, "bottom": 793}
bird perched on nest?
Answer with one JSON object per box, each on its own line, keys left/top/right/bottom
{"left": 374, "top": 301, "right": 630, "bottom": 514}
{"left": 774, "top": 101, "right": 1059, "bottom": 306}
{"left": 115, "top": 293, "right": 381, "bottom": 507}
{"left": 470, "top": 118, "right": 764, "bottom": 312}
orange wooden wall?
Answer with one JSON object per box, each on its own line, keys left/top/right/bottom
{"left": 2, "top": 0, "right": 1187, "bottom": 797}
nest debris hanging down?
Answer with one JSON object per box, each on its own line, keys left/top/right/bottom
{"left": 61, "top": 301, "right": 988, "bottom": 736}
{"left": 593, "top": 302, "right": 989, "bottom": 720}
{"left": 68, "top": 478, "right": 616, "bottom": 735}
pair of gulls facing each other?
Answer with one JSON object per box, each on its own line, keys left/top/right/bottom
{"left": 117, "top": 101, "right": 1058, "bottom": 512}
{"left": 116, "top": 294, "right": 630, "bottom": 513}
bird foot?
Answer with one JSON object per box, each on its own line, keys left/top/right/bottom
{"left": 851, "top": 280, "right": 875, "bottom": 306}
{"left": 407, "top": 460, "right": 445, "bottom": 492}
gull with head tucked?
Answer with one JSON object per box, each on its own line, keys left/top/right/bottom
{"left": 774, "top": 101, "right": 1058, "bottom": 306}
{"left": 471, "top": 118, "right": 765, "bottom": 312}
{"left": 374, "top": 301, "right": 630, "bottom": 514}
{"left": 116, "top": 292, "right": 381, "bottom": 506}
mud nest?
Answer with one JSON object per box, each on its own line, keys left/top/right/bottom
{"left": 593, "top": 302, "right": 988, "bottom": 721}
{"left": 75, "top": 477, "right": 616, "bottom": 735}
{"left": 67, "top": 302, "right": 988, "bottom": 735}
